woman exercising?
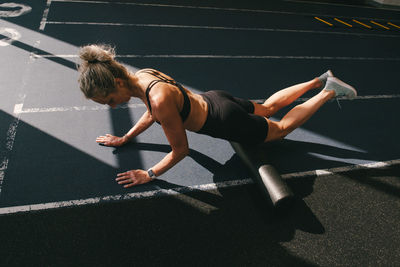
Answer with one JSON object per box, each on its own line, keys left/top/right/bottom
{"left": 78, "top": 44, "right": 357, "bottom": 188}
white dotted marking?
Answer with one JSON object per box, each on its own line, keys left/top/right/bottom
{"left": 0, "top": 28, "right": 21, "bottom": 47}
{"left": 0, "top": 3, "right": 31, "bottom": 18}
{"left": 40, "top": 0, "right": 52, "bottom": 31}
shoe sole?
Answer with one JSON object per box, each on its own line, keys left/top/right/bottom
{"left": 329, "top": 77, "right": 357, "bottom": 98}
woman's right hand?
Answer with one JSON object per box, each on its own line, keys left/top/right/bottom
{"left": 96, "top": 134, "right": 128, "bottom": 147}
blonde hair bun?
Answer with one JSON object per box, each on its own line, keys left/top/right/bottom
{"left": 79, "top": 44, "right": 115, "bottom": 64}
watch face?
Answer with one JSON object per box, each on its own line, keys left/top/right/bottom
{"left": 148, "top": 169, "right": 156, "bottom": 178}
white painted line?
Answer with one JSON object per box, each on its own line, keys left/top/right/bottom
{"left": 153, "top": 185, "right": 218, "bottom": 214}
{"left": 13, "top": 103, "right": 146, "bottom": 114}
{"left": 50, "top": 0, "right": 400, "bottom": 22}
{"left": 252, "top": 94, "right": 400, "bottom": 104}
{"left": 315, "top": 169, "right": 332, "bottom": 176}
{"left": 295, "top": 94, "right": 400, "bottom": 102}
{"left": 1, "top": 159, "right": 399, "bottom": 216}
{"left": 51, "top": 0, "right": 338, "bottom": 16}
{"left": 282, "top": 159, "right": 400, "bottom": 179}
{"left": 33, "top": 54, "right": 77, "bottom": 58}
{"left": 0, "top": 113, "right": 21, "bottom": 191}
{"left": 0, "top": 178, "right": 253, "bottom": 216}
{"left": 13, "top": 94, "right": 400, "bottom": 115}
{"left": 338, "top": 94, "right": 400, "bottom": 100}
{"left": 0, "top": 28, "right": 21, "bottom": 47}
{"left": 0, "top": 158, "right": 9, "bottom": 192}
{"left": 40, "top": 0, "right": 52, "bottom": 31}
{"left": 284, "top": 0, "right": 400, "bottom": 12}
{"left": 123, "top": 55, "right": 400, "bottom": 60}
{"left": 34, "top": 53, "right": 400, "bottom": 61}
{"left": 0, "top": 3, "right": 32, "bottom": 18}
{"left": 13, "top": 104, "right": 24, "bottom": 114}
{"left": 44, "top": 21, "right": 400, "bottom": 38}
{"left": 121, "top": 55, "right": 400, "bottom": 60}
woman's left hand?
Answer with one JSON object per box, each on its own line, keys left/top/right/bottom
{"left": 96, "top": 134, "right": 128, "bottom": 147}
{"left": 116, "top": 169, "right": 152, "bottom": 188}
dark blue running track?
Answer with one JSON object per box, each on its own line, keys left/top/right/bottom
{"left": 0, "top": 0, "right": 399, "bottom": 265}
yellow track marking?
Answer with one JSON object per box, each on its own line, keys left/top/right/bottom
{"left": 370, "top": 20, "right": 390, "bottom": 30}
{"left": 334, "top": 18, "right": 352, "bottom": 27}
{"left": 388, "top": 22, "right": 400, "bottom": 29}
{"left": 314, "top": 17, "right": 333, "bottom": 26}
{"left": 352, "top": 19, "right": 372, "bottom": 29}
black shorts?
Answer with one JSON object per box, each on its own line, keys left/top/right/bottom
{"left": 197, "top": 90, "right": 269, "bottom": 144}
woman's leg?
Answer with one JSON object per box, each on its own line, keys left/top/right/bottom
{"left": 253, "top": 77, "right": 323, "bottom": 118}
{"left": 265, "top": 89, "right": 335, "bottom": 142}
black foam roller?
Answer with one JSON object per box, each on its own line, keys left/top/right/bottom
{"left": 231, "top": 142, "right": 293, "bottom": 207}
{"left": 258, "top": 164, "right": 293, "bottom": 207}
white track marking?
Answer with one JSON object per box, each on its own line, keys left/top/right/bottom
{"left": 122, "top": 55, "right": 400, "bottom": 60}
{"left": 1, "top": 103, "right": 23, "bottom": 192}
{"left": 44, "top": 21, "right": 400, "bottom": 38}
{"left": 153, "top": 185, "right": 218, "bottom": 214}
{"left": 0, "top": 3, "right": 32, "bottom": 18}
{"left": 40, "top": 0, "right": 53, "bottom": 31}
{"left": 14, "top": 103, "right": 146, "bottom": 114}
{"left": 0, "top": 159, "right": 398, "bottom": 215}
{"left": 13, "top": 104, "right": 24, "bottom": 114}
{"left": 13, "top": 95, "right": 400, "bottom": 115}
{"left": 34, "top": 53, "right": 400, "bottom": 61}
{"left": 33, "top": 54, "right": 77, "bottom": 58}
{"left": 0, "top": 160, "right": 8, "bottom": 191}
{"left": 284, "top": 0, "right": 400, "bottom": 12}
{"left": 50, "top": 0, "right": 400, "bottom": 22}
{"left": 0, "top": 179, "right": 253, "bottom": 216}
{"left": 282, "top": 159, "right": 400, "bottom": 179}
{"left": 290, "top": 94, "right": 400, "bottom": 103}
{"left": 0, "top": 28, "right": 21, "bottom": 47}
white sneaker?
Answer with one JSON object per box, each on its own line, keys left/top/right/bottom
{"left": 318, "top": 70, "right": 334, "bottom": 89}
{"left": 324, "top": 76, "right": 357, "bottom": 99}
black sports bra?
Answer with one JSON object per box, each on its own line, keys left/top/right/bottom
{"left": 140, "top": 69, "right": 191, "bottom": 123}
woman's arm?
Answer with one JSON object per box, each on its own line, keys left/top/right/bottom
{"left": 124, "top": 110, "right": 154, "bottom": 140}
{"left": 96, "top": 110, "right": 154, "bottom": 146}
{"left": 115, "top": 88, "right": 189, "bottom": 187}
{"left": 149, "top": 99, "right": 189, "bottom": 177}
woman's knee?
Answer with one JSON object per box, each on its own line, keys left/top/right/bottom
{"left": 253, "top": 102, "right": 276, "bottom": 118}
{"left": 265, "top": 120, "right": 290, "bottom": 142}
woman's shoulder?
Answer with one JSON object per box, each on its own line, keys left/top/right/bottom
{"left": 135, "top": 68, "right": 175, "bottom": 81}
{"left": 135, "top": 68, "right": 156, "bottom": 75}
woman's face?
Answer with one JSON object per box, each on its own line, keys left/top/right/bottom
{"left": 91, "top": 79, "right": 131, "bottom": 108}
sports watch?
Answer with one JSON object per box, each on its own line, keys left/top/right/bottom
{"left": 147, "top": 169, "right": 157, "bottom": 179}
